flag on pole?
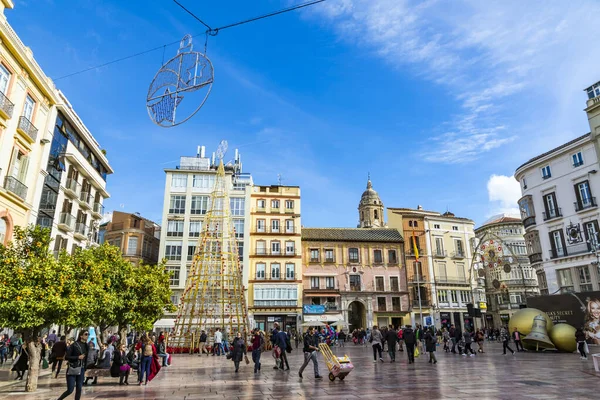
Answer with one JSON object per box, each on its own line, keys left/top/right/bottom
{"left": 412, "top": 230, "right": 419, "bottom": 262}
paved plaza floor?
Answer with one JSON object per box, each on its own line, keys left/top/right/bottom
{"left": 0, "top": 342, "right": 598, "bottom": 399}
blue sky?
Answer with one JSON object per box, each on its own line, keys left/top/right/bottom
{"left": 9, "top": 0, "right": 600, "bottom": 227}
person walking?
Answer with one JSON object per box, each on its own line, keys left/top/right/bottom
{"left": 476, "top": 329, "right": 485, "bottom": 353}
{"left": 452, "top": 325, "right": 462, "bottom": 354}
{"left": 213, "top": 328, "right": 223, "bottom": 356}
{"left": 500, "top": 327, "right": 515, "bottom": 356}
{"left": 370, "top": 326, "right": 384, "bottom": 363}
{"left": 11, "top": 340, "right": 28, "bottom": 380}
{"left": 397, "top": 328, "right": 404, "bottom": 352}
{"left": 575, "top": 327, "right": 588, "bottom": 360}
{"left": 250, "top": 329, "right": 264, "bottom": 373}
{"left": 512, "top": 328, "right": 525, "bottom": 352}
{"left": 424, "top": 328, "right": 437, "bottom": 364}
{"left": 48, "top": 330, "right": 58, "bottom": 348}
{"left": 51, "top": 335, "right": 68, "bottom": 378}
{"left": 385, "top": 325, "right": 398, "bottom": 362}
{"left": 298, "top": 327, "right": 323, "bottom": 380}
{"left": 230, "top": 332, "right": 247, "bottom": 373}
{"left": 136, "top": 335, "right": 154, "bottom": 385}
{"left": 442, "top": 329, "right": 450, "bottom": 352}
{"left": 222, "top": 329, "right": 230, "bottom": 356}
{"left": 462, "top": 329, "right": 475, "bottom": 356}
{"left": 199, "top": 330, "right": 208, "bottom": 356}
{"left": 403, "top": 325, "right": 416, "bottom": 364}
{"left": 273, "top": 327, "right": 290, "bottom": 370}
{"left": 57, "top": 330, "right": 89, "bottom": 400}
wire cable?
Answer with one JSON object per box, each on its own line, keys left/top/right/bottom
{"left": 173, "top": 0, "right": 212, "bottom": 31}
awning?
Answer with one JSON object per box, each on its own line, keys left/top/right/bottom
{"left": 303, "top": 314, "right": 344, "bottom": 322}
{"left": 153, "top": 319, "right": 175, "bottom": 328}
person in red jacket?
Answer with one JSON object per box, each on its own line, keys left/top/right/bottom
{"left": 397, "top": 327, "right": 404, "bottom": 352}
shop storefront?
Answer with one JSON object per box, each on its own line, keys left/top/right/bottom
{"left": 440, "top": 312, "right": 452, "bottom": 330}
{"left": 253, "top": 314, "right": 298, "bottom": 333}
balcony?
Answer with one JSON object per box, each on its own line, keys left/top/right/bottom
{"left": 253, "top": 249, "right": 297, "bottom": 257}
{"left": 324, "top": 257, "right": 335, "bottom": 263}
{"left": 17, "top": 116, "right": 38, "bottom": 144}
{"left": 64, "top": 178, "right": 81, "bottom": 198}
{"left": 409, "top": 274, "right": 426, "bottom": 283}
{"left": 498, "top": 303, "right": 522, "bottom": 310}
{"left": 543, "top": 208, "right": 562, "bottom": 221}
{"left": 0, "top": 90, "right": 14, "bottom": 120}
{"left": 303, "top": 281, "right": 339, "bottom": 293}
{"left": 575, "top": 197, "right": 597, "bottom": 212}
{"left": 309, "top": 257, "right": 320, "bottom": 263}
{"left": 407, "top": 248, "right": 424, "bottom": 257}
{"left": 349, "top": 284, "right": 362, "bottom": 292}
{"left": 435, "top": 277, "right": 470, "bottom": 285}
{"left": 549, "top": 242, "right": 592, "bottom": 259}
{"left": 74, "top": 222, "right": 88, "bottom": 240}
{"left": 253, "top": 300, "right": 297, "bottom": 307}
{"left": 252, "top": 227, "right": 297, "bottom": 235}
{"left": 433, "top": 248, "right": 447, "bottom": 258}
{"left": 58, "top": 213, "right": 75, "bottom": 232}
{"left": 451, "top": 251, "right": 465, "bottom": 259}
{"left": 254, "top": 273, "right": 297, "bottom": 281}
{"left": 79, "top": 192, "right": 92, "bottom": 209}
{"left": 3, "top": 175, "right": 27, "bottom": 199}
{"left": 92, "top": 202, "right": 104, "bottom": 219}
{"left": 528, "top": 252, "right": 542, "bottom": 264}
{"left": 523, "top": 216, "right": 536, "bottom": 228}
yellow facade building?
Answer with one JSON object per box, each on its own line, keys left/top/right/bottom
{"left": 248, "top": 185, "right": 302, "bottom": 333}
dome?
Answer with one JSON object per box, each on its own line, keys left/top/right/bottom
{"left": 360, "top": 179, "right": 383, "bottom": 207}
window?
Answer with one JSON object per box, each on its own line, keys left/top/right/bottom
{"left": 348, "top": 248, "right": 359, "bottom": 263}
{"left": 167, "top": 220, "right": 184, "bottom": 237}
{"left": 167, "top": 266, "right": 180, "bottom": 286}
{"left": 579, "top": 266, "right": 593, "bottom": 292}
{"left": 165, "top": 242, "right": 182, "bottom": 260}
{"left": 256, "top": 219, "right": 265, "bottom": 233}
{"left": 310, "top": 249, "right": 320, "bottom": 262}
{"left": 187, "top": 245, "right": 196, "bottom": 261}
{"left": 510, "top": 293, "right": 523, "bottom": 304}
{"left": 543, "top": 192, "right": 559, "bottom": 219}
{"left": 549, "top": 230, "right": 566, "bottom": 258}
{"left": 377, "top": 297, "right": 386, "bottom": 311}
{"left": 171, "top": 173, "right": 187, "bottom": 188}
{"left": 7, "top": 148, "right": 29, "bottom": 185}
{"left": 522, "top": 177, "right": 527, "bottom": 189}
{"left": 192, "top": 174, "right": 215, "bottom": 189}
{"left": 413, "top": 261, "right": 422, "bottom": 276}
{"left": 325, "top": 249, "right": 335, "bottom": 262}
{"left": 190, "top": 195, "right": 209, "bottom": 214}
{"left": 271, "top": 219, "right": 280, "bottom": 233}
{"left": 374, "top": 209, "right": 378, "bottom": 219}
{"left": 125, "top": 236, "right": 138, "bottom": 256}
{"left": 230, "top": 198, "right": 245, "bottom": 216}
{"left": 271, "top": 263, "right": 281, "bottom": 279}
{"left": 325, "top": 277, "right": 335, "bottom": 289}
{"left": 170, "top": 295, "right": 179, "bottom": 306}
{"left": 460, "top": 291, "right": 471, "bottom": 303}
{"left": 408, "top": 221, "right": 413, "bottom": 227}
{"left": 271, "top": 200, "right": 280, "bottom": 209}
{"left": 237, "top": 241, "right": 243, "bottom": 261}
{"left": 575, "top": 181, "right": 594, "bottom": 210}
{"left": 0, "top": 63, "right": 10, "bottom": 94}
{"left": 437, "top": 262, "right": 447, "bottom": 280}
{"left": 375, "top": 276, "right": 384, "bottom": 291}
{"left": 253, "top": 286, "right": 298, "bottom": 306}
{"left": 373, "top": 249, "right": 383, "bottom": 264}
{"left": 257, "top": 199, "right": 266, "bottom": 209}
{"left": 434, "top": 224, "right": 440, "bottom": 229}
{"left": 310, "top": 277, "right": 320, "bottom": 289}
{"left": 541, "top": 165, "right": 551, "bottom": 179}
{"left": 450, "top": 290, "right": 458, "bottom": 303}
{"left": 413, "top": 221, "right": 418, "bottom": 228}
{"left": 285, "top": 241, "right": 295, "bottom": 255}
{"left": 285, "top": 219, "right": 294, "bottom": 233}
{"left": 169, "top": 195, "right": 186, "bottom": 214}
{"left": 537, "top": 271, "right": 549, "bottom": 295}
{"left": 519, "top": 195, "right": 535, "bottom": 219}
{"left": 256, "top": 240, "right": 266, "bottom": 255}
{"left": 349, "top": 275, "right": 361, "bottom": 291}
{"left": 584, "top": 220, "right": 600, "bottom": 246}
{"left": 454, "top": 239, "right": 464, "bottom": 256}
{"left": 233, "top": 219, "right": 244, "bottom": 239}
{"left": 0, "top": 218, "right": 6, "bottom": 244}
{"left": 23, "top": 94, "right": 35, "bottom": 121}
{"left": 390, "top": 276, "right": 399, "bottom": 292}
{"left": 256, "top": 263, "right": 266, "bottom": 279}
{"left": 435, "top": 237, "right": 444, "bottom": 256}
{"left": 271, "top": 241, "right": 281, "bottom": 255}
{"left": 573, "top": 151, "right": 584, "bottom": 167}
{"left": 452, "top": 226, "right": 458, "bottom": 231}
{"left": 457, "top": 263, "right": 465, "bottom": 279}
{"left": 438, "top": 290, "right": 448, "bottom": 303}
{"left": 557, "top": 269, "right": 574, "bottom": 293}
{"left": 285, "top": 263, "right": 295, "bottom": 279}
{"left": 285, "top": 200, "right": 294, "bottom": 209}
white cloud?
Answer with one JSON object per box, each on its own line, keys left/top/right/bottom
{"left": 486, "top": 174, "right": 521, "bottom": 216}
{"left": 310, "top": 0, "right": 600, "bottom": 163}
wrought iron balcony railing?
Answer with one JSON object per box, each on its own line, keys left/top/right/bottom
{"left": 17, "top": 116, "right": 38, "bottom": 142}
{"left": 4, "top": 175, "right": 27, "bottom": 199}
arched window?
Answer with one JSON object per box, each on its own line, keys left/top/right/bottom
{"left": 408, "top": 221, "right": 413, "bottom": 227}
{"left": 413, "top": 221, "right": 418, "bottom": 228}
{"left": 361, "top": 211, "right": 364, "bottom": 221}
{"left": 0, "top": 218, "right": 6, "bottom": 244}
{"left": 374, "top": 210, "right": 378, "bottom": 219}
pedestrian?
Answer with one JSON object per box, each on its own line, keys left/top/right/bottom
{"left": 136, "top": 334, "right": 154, "bottom": 385}
{"left": 273, "top": 326, "right": 290, "bottom": 370}
{"left": 338, "top": 330, "right": 346, "bottom": 347}
{"left": 452, "top": 325, "right": 462, "bottom": 354}
{"left": 512, "top": 328, "right": 525, "bottom": 352}
{"left": 370, "top": 325, "right": 384, "bottom": 363}
{"left": 424, "top": 328, "right": 437, "bottom": 364}
{"left": 230, "top": 332, "right": 247, "bottom": 373}
{"left": 403, "top": 325, "right": 416, "bottom": 364}
{"left": 0, "top": 334, "right": 7, "bottom": 365}
{"left": 500, "top": 327, "right": 515, "bottom": 355}
{"left": 110, "top": 343, "right": 131, "bottom": 385}
{"left": 298, "top": 327, "right": 323, "bottom": 380}
{"left": 476, "top": 329, "right": 485, "bottom": 353}
{"left": 250, "top": 328, "right": 264, "bottom": 373}
{"left": 213, "top": 328, "right": 223, "bottom": 356}
{"left": 199, "top": 330, "right": 208, "bottom": 356}
{"left": 385, "top": 325, "right": 397, "bottom": 362}
{"left": 222, "top": 329, "right": 230, "bottom": 356}
{"left": 442, "top": 329, "right": 450, "bottom": 352}
{"left": 294, "top": 330, "right": 301, "bottom": 349}
{"left": 575, "top": 327, "right": 588, "bottom": 360}
{"left": 48, "top": 330, "right": 58, "bottom": 348}
{"left": 51, "top": 335, "right": 68, "bottom": 378}
{"left": 11, "top": 340, "right": 28, "bottom": 380}
{"left": 57, "top": 330, "right": 89, "bottom": 400}
{"left": 462, "top": 329, "right": 475, "bottom": 356}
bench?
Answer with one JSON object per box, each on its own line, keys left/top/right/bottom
{"left": 592, "top": 353, "right": 600, "bottom": 372}
{"left": 84, "top": 368, "right": 116, "bottom": 380}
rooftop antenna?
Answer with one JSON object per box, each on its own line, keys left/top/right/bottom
{"left": 277, "top": 174, "right": 283, "bottom": 186}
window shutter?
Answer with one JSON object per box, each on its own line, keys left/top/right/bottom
{"left": 7, "top": 148, "right": 18, "bottom": 177}
{"left": 18, "top": 154, "right": 29, "bottom": 183}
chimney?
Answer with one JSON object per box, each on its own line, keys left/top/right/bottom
{"left": 212, "top": 152, "right": 216, "bottom": 166}
{"left": 235, "top": 149, "right": 239, "bottom": 162}
{"left": 201, "top": 146, "right": 206, "bottom": 158}
{"left": 417, "top": 205, "right": 423, "bottom": 210}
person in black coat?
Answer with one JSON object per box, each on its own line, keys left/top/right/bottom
{"left": 403, "top": 326, "right": 416, "bottom": 364}
{"left": 424, "top": 328, "right": 437, "bottom": 364}
{"left": 11, "top": 342, "right": 29, "bottom": 380}
{"left": 111, "top": 343, "right": 131, "bottom": 385}
{"left": 230, "top": 332, "right": 247, "bottom": 373}
{"left": 385, "top": 325, "right": 398, "bottom": 362}
{"left": 57, "top": 330, "right": 89, "bottom": 400}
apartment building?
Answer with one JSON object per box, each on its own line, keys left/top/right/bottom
{"left": 247, "top": 185, "right": 301, "bottom": 333}
{"left": 514, "top": 81, "right": 600, "bottom": 295}
{"left": 103, "top": 211, "right": 160, "bottom": 265}
{"left": 475, "top": 215, "right": 539, "bottom": 328}
{"left": 0, "top": 2, "right": 111, "bottom": 248}
{"left": 154, "top": 147, "right": 252, "bottom": 331}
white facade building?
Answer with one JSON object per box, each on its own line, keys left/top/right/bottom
{"left": 154, "top": 146, "right": 252, "bottom": 331}
{"left": 515, "top": 81, "right": 600, "bottom": 295}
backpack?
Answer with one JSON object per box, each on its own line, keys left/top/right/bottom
{"left": 200, "top": 333, "right": 207, "bottom": 342}
{"left": 143, "top": 344, "right": 153, "bottom": 356}
{"left": 259, "top": 335, "right": 265, "bottom": 352}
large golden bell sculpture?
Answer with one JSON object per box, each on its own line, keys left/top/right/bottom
{"left": 522, "top": 314, "right": 556, "bottom": 350}
{"left": 549, "top": 323, "right": 577, "bottom": 352}
{"left": 508, "top": 308, "right": 554, "bottom": 335}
